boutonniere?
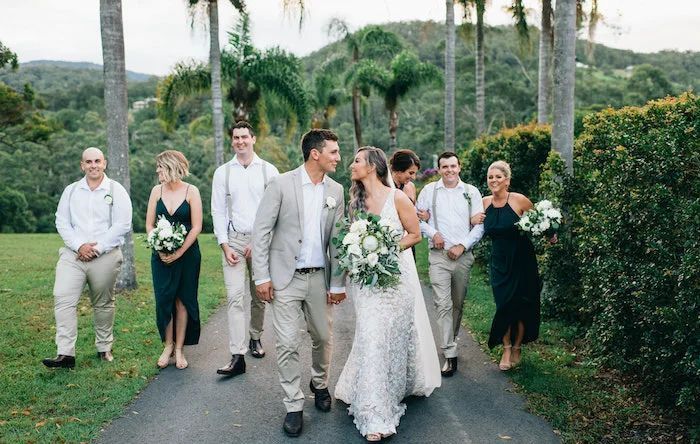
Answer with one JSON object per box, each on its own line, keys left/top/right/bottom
{"left": 104, "top": 194, "right": 114, "bottom": 205}
{"left": 324, "top": 196, "right": 337, "bottom": 210}
{"left": 462, "top": 192, "right": 471, "bottom": 207}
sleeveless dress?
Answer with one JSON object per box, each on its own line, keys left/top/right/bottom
{"left": 151, "top": 186, "right": 201, "bottom": 345}
{"left": 483, "top": 195, "right": 541, "bottom": 349}
{"left": 335, "top": 189, "right": 441, "bottom": 437}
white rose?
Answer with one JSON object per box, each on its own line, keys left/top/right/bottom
{"left": 536, "top": 200, "right": 553, "bottom": 211}
{"left": 157, "top": 217, "right": 171, "bottom": 229}
{"left": 546, "top": 208, "right": 562, "bottom": 221}
{"left": 348, "top": 244, "right": 362, "bottom": 256}
{"left": 350, "top": 219, "right": 369, "bottom": 234}
{"left": 325, "top": 196, "right": 337, "bottom": 209}
{"left": 342, "top": 232, "right": 360, "bottom": 246}
{"left": 540, "top": 219, "right": 551, "bottom": 231}
{"left": 362, "top": 235, "right": 379, "bottom": 252}
{"left": 379, "top": 246, "right": 389, "bottom": 255}
{"left": 366, "top": 253, "right": 379, "bottom": 267}
{"left": 158, "top": 227, "right": 173, "bottom": 239}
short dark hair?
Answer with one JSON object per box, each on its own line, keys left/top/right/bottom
{"left": 230, "top": 121, "right": 255, "bottom": 137}
{"left": 437, "top": 151, "right": 460, "bottom": 167}
{"left": 389, "top": 149, "right": 421, "bottom": 172}
{"left": 301, "top": 129, "right": 338, "bottom": 161}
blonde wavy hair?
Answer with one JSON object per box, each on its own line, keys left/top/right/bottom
{"left": 488, "top": 160, "right": 512, "bottom": 179}
{"left": 156, "top": 150, "right": 190, "bottom": 183}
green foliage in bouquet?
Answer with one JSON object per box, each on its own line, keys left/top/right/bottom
{"left": 332, "top": 211, "right": 402, "bottom": 289}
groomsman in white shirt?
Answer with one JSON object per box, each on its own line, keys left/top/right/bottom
{"left": 416, "top": 152, "right": 484, "bottom": 377}
{"left": 211, "top": 121, "right": 280, "bottom": 377}
{"left": 43, "top": 147, "right": 132, "bottom": 368}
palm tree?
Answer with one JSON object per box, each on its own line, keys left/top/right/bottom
{"left": 327, "top": 21, "right": 403, "bottom": 148}
{"left": 458, "top": 0, "right": 487, "bottom": 136}
{"left": 158, "top": 13, "right": 310, "bottom": 137}
{"left": 537, "top": 0, "right": 553, "bottom": 123}
{"left": 354, "top": 51, "right": 441, "bottom": 149}
{"left": 444, "top": 0, "right": 456, "bottom": 152}
{"left": 0, "top": 41, "right": 18, "bottom": 70}
{"left": 99, "top": 0, "right": 136, "bottom": 290}
{"left": 552, "top": 0, "right": 576, "bottom": 172}
{"left": 311, "top": 55, "right": 347, "bottom": 129}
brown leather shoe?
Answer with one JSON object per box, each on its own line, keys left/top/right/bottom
{"left": 97, "top": 351, "right": 114, "bottom": 362}
{"left": 249, "top": 339, "right": 265, "bottom": 358}
{"left": 309, "top": 380, "right": 331, "bottom": 412}
{"left": 42, "top": 355, "right": 76, "bottom": 368}
{"left": 216, "top": 354, "right": 246, "bottom": 377}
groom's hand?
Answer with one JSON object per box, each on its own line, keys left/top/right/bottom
{"left": 327, "top": 292, "right": 346, "bottom": 305}
{"left": 221, "top": 244, "right": 240, "bottom": 266}
{"left": 256, "top": 282, "right": 274, "bottom": 302}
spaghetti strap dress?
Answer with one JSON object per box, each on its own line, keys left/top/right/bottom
{"left": 483, "top": 194, "right": 541, "bottom": 349}
{"left": 151, "top": 185, "right": 201, "bottom": 345}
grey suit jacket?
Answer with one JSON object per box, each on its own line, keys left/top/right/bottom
{"left": 252, "top": 165, "right": 346, "bottom": 291}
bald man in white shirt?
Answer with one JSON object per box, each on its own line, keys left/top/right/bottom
{"left": 416, "top": 152, "right": 484, "bottom": 377}
{"left": 42, "top": 147, "right": 132, "bottom": 369}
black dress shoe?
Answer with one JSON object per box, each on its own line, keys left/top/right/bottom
{"left": 441, "top": 357, "right": 457, "bottom": 377}
{"left": 283, "top": 411, "right": 303, "bottom": 437}
{"left": 249, "top": 339, "right": 265, "bottom": 358}
{"left": 97, "top": 351, "right": 114, "bottom": 362}
{"left": 42, "top": 355, "right": 75, "bottom": 368}
{"left": 216, "top": 354, "right": 246, "bottom": 377}
{"left": 309, "top": 380, "right": 331, "bottom": 412}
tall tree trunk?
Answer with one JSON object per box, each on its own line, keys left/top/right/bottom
{"left": 444, "top": 0, "right": 456, "bottom": 152}
{"left": 388, "top": 109, "right": 399, "bottom": 150}
{"left": 552, "top": 0, "right": 576, "bottom": 173}
{"left": 209, "top": 0, "right": 225, "bottom": 166}
{"left": 352, "top": 87, "right": 362, "bottom": 148}
{"left": 99, "top": 0, "right": 136, "bottom": 290}
{"left": 537, "top": 0, "right": 553, "bottom": 124}
{"left": 475, "top": 0, "right": 486, "bottom": 136}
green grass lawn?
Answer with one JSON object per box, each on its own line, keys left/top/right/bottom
{"left": 0, "top": 233, "right": 226, "bottom": 443}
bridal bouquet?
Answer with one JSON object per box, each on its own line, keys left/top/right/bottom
{"left": 332, "top": 212, "right": 403, "bottom": 289}
{"left": 515, "top": 199, "right": 562, "bottom": 237}
{"left": 146, "top": 215, "right": 187, "bottom": 254}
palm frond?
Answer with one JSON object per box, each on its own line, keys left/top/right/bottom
{"left": 157, "top": 61, "right": 212, "bottom": 129}
{"left": 506, "top": 0, "right": 530, "bottom": 55}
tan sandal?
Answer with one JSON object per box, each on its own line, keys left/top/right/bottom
{"left": 511, "top": 345, "right": 522, "bottom": 367}
{"left": 157, "top": 343, "right": 174, "bottom": 369}
{"left": 499, "top": 345, "right": 512, "bottom": 371}
{"left": 366, "top": 433, "right": 382, "bottom": 442}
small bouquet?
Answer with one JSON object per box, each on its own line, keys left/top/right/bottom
{"left": 515, "top": 199, "right": 562, "bottom": 238}
{"left": 146, "top": 215, "right": 187, "bottom": 254}
{"left": 332, "top": 212, "right": 403, "bottom": 289}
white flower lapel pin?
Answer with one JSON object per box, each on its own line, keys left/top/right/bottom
{"left": 104, "top": 194, "right": 114, "bottom": 205}
{"left": 324, "top": 196, "right": 337, "bottom": 210}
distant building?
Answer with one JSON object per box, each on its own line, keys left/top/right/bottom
{"left": 132, "top": 97, "right": 158, "bottom": 111}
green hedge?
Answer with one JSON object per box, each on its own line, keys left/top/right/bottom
{"left": 460, "top": 123, "right": 552, "bottom": 198}
{"left": 541, "top": 93, "right": 700, "bottom": 416}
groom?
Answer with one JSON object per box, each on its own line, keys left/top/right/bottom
{"left": 252, "top": 129, "right": 346, "bottom": 437}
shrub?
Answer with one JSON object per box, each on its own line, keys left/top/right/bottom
{"left": 540, "top": 93, "right": 700, "bottom": 416}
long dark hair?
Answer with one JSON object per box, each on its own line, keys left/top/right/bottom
{"left": 349, "top": 146, "right": 391, "bottom": 218}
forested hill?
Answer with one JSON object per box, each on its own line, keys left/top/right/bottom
{"left": 1, "top": 21, "right": 699, "bottom": 234}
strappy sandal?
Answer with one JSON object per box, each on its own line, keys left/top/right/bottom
{"left": 499, "top": 345, "right": 512, "bottom": 371}
{"left": 511, "top": 345, "right": 522, "bottom": 367}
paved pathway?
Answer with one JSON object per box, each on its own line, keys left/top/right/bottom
{"left": 99, "top": 285, "right": 559, "bottom": 444}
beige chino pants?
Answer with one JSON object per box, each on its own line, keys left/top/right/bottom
{"left": 53, "top": 247, "right": 123, "bottom": 356}
{"left": 428, "top": 249, "right": 474, "bottom": 359}
{"left": 222, "top": 231, "right": 267, "bottom": 355}
{"left": 271, "top": 269, "right": 333, "bottom": 412}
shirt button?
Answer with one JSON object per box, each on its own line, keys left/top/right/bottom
{"left": 294, "top": 256, "right": 298, "bottom": 260}
{"left": 298, "top": 239, "right": 302, "bottom": 244}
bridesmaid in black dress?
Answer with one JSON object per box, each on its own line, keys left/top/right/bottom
{"left": 390, "top": 149, "right": 420, "bottom": 261}
{"left": 145, "top": 150, "right": 203, "bottom": 369}
{"left": 472, "top": 161, "right": 542, "bottom": 371}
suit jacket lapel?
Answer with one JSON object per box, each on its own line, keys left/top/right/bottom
{"left": 320, "top": 181, "right": 331, "bottom": 247}
{"left": 293, "top": 167, "right": 305, "bottom": 237}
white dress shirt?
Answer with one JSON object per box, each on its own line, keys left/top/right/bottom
{"left": 211, "top": 153, "right": 280, "bottom": 245}
{"left": 416, "top": 178, "right": 484, "bottom": 251}
{"left": 55, "top": 174, "right": 132, "bottom": 255}
{"left": 297, "top": 166, "right": 326, "bottom": 269}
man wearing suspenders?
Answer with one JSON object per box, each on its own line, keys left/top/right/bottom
{"left": 211, "top": 121, "right": 280, "bottom": 377}
{"left": 43, "top": 147, "right": 132, "bottom": 368}
{"left": 416, "top": 152, "right": 484, "bottom": 377}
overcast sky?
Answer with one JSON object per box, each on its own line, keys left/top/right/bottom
{"left": 2, "top": 0, "right": 699, "bottom": 76}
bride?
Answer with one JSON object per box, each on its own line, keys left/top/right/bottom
{"left": 335, "top": 147, "right": 441, "bottom": 442}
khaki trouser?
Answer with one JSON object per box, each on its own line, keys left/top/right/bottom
{"left": 271, "top": 269, "right": 332, "bottom": 412}
{"left": 222, "top": 231, "right": 266, "bottom": 355}
{"left": 53, "top": 247, "right": 123, "bottom": 356}
{"left": 428, "top": 249, "right": 474, "bottom": 359}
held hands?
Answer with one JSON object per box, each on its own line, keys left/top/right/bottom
{"left": 447, "top": 244, "right": 465, "bottom": 261}
{"left": 471, "top": 212, "right": 486, "bottom": 225}
{"left": 416, "top": 209, "right": 431, "bottom": 222}
{"left": 327, "top": 291, "right": 346, "bottom": 305}
{"left": 243, "top": 244, "right": 252, "bottom": 260}
{"left": 77, "top": 242, "right": 99, "bottom": 262}
{"left": 256, "top": 281, "right": 274, "bottom": 302}
{"left": 159, "top": 249, "right": 183, "bottom": 265}
{"left": 222, "top": 244, "right": 240, "bottom": 266}
{"left": 432, "top": 232, "right": 445, "bottom": 250}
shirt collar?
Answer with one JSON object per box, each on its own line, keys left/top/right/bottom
{"left": 79, "top": 174, "right": 110, "bottom": 191}
{"left": 230, "top": 153, "right": 262, "bottom": 167}
{"left": 301, "top": 165, "right": 326, "bottom": 186}
{"left": 436, "top": 178, "right": 465, "bottom": 191}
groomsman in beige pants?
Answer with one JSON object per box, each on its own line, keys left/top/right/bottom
{"left": 43, "top": 147, "right": 132, "bottom": 368}
{"left": 416, "top": 152, "right": 484, "bottom": 377}
{"left": 253, "top": 129, "right": 346, "bottom": 437}
{"left": 211, "top": 121, "right": 280, "bottom": 377}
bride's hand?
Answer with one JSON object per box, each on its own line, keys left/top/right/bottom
{"left": 327, "top": 292, "right": 346, "bottom": 305}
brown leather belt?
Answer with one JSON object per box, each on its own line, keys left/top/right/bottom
{"left": 296, "top": 267, "right": 324, "bottom": 275}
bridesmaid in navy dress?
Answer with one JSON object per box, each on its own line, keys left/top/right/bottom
{"left": 145, "top": 150, "right": 203, "bottom": 369}
{"left": 472, "top": 161, "right": 542, "bottom": 371}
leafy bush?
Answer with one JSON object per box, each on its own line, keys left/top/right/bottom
{"left": 540, "top": 93, "right": 700, "bottom": 417}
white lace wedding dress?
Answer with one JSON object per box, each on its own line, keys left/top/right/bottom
{"left": 335, "top": 189, "right": 441, "bottom": 437}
